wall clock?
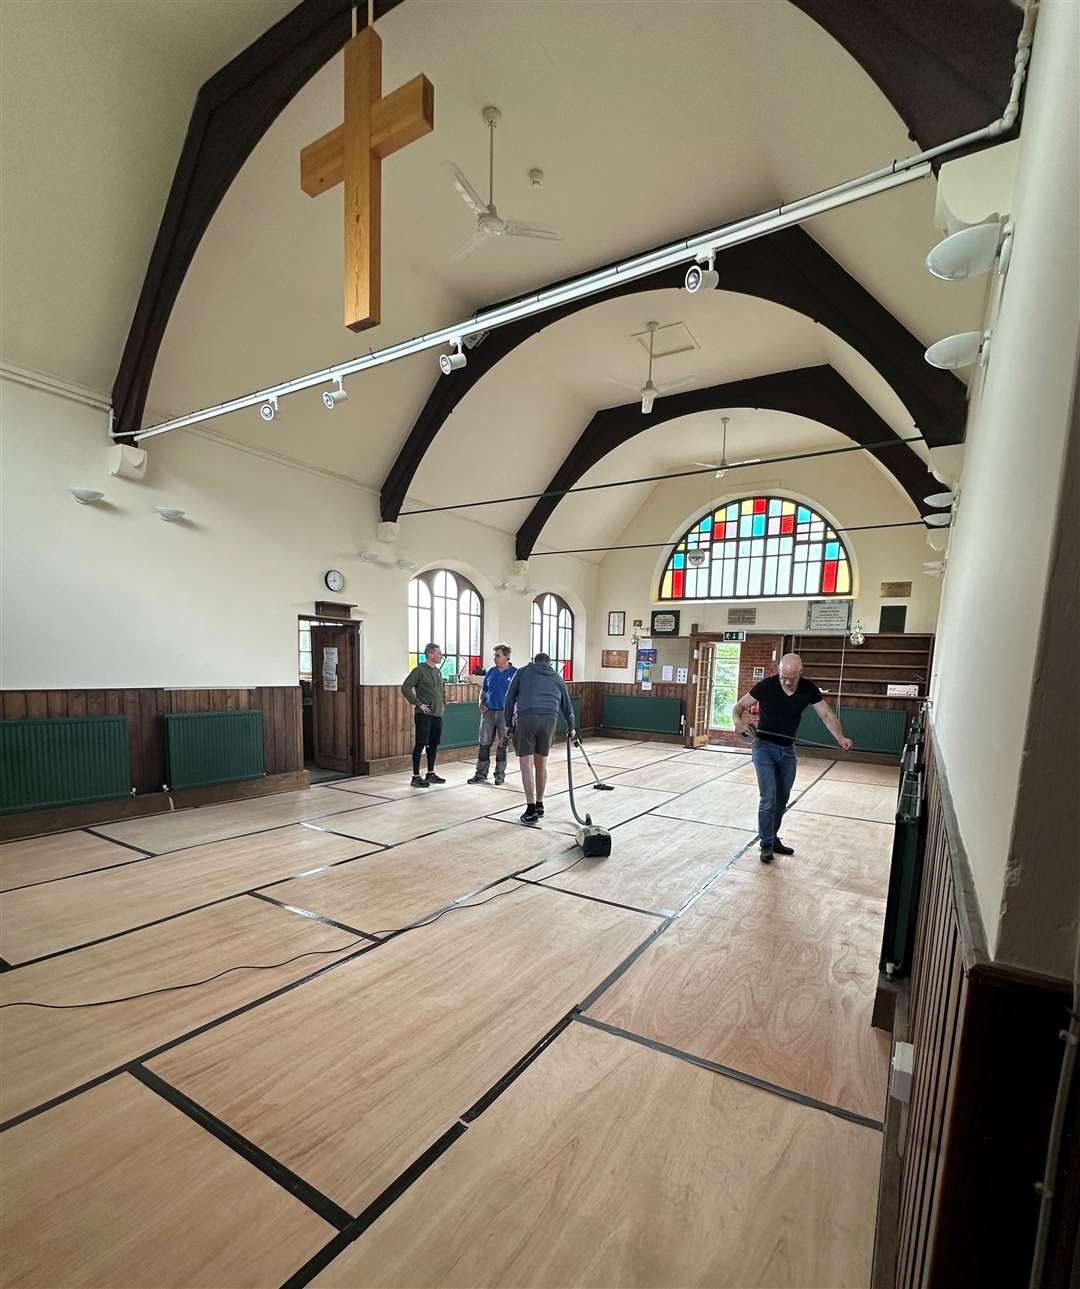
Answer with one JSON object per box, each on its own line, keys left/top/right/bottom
{"left": 324, "top": 569, "right": 345, "bottom": 593}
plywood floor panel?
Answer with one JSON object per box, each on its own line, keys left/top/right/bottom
{"left": 309, "top": 1022, "right": 880, "bottom": 1289}
{"left": 0, "top": 830, "right": 140, "bottom": 891}
{"left": 653, "top": 779, "right": 764, "bottom": 832}
{"left": 269, "top": 819, "right": 578, "bottom": 934}
{"left": 149, "top": 885, "right": 653, "bottom": 1213}
{"left": 722, "top": 759, "right": 831, "bottom": 792}
{"left": 601, "top": 756, "right": 742, "bottom": 794}
{"left": 490, "top": 759, "right": 623, "bottom": 797}
{"left": 0, "top": 897, "right": 356, "bottom": 1124}
{"left": 824, "top": 761, "right": 903, "bottom": 787}
{"left": 731, "top": 811, "right": 893, "bottom": 900}
{"left": 93, "top": 786, "right": 370, "bottom": 853}
{"left": 590, "top": 874, "right": 889, "bottom": 1119}
{"left": 0, "top": 826, "right": 379, "bottom": 964}
{"left": 336, "top": 759, "right": 521, "bottom": 800}
{"left": 489, "top": 785, "right": 677, "bottom": 838}
{"left": 665, "top": 749, "right": 749, "bottom": 769}
{"left": 793, "top": 778, "right": 898, "bottom": 823}
{"left": 1, "top": 1075, "right": 333, "bottom": 1288}
{"left": 310, "top": 784, "right": 527, "bottom": 845}
{"left": 700, "top": 869, "right": 887, "bottom": 947}
{"left": 525, "top": 815, "right": 753, "bottom": 914}
{"left": 584, "top": 744, "right": 686, "bottom": 771}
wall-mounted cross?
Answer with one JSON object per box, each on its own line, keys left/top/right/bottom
{"left": 300, "top": 21, "right": 434, "bottom": 332}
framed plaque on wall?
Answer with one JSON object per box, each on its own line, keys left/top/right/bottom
{"left": 607, "top": 611, "right": 625, "bottom": 636}
{"left": 650, "top": 610, "right": 680, "bottom": 636}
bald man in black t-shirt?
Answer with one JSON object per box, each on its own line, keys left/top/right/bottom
{"left": 733, "top": 653, "right": 852, "bottom": 863}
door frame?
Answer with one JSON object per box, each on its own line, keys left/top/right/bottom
{"left": 308, "top": 620, "right": 362, "bottom": 774}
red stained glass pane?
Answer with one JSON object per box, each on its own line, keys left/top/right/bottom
{"left": 753, "top": 497, "right": 766, "bottom": 513}
{"left": 822, "top": 561, "right": 837, "bottom": 593}
{"left": 780, "top": 515, "right": 794, "bottom": 534}
{"left": 562, "top": 660, "right": 572, "bottom": 680}
{"left": 672, "top": 570, "right": 684, "bottom": 597}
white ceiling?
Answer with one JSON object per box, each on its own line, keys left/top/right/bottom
{"left": 2, "top": 0, "right": 986, "bottom": 558}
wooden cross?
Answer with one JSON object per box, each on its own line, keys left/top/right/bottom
{"left": 300, "top": 23, "right": 433, "bottom": 332}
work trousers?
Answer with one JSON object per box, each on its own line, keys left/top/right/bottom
{"left": 474, "top": 708, "right": 510, "bottom": 781}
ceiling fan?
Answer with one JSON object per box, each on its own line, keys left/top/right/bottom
{"left": 694, "top": 416, "right": 761, "bottom": 476}
{"left": 444, "top": 106, "right": 563, "bottom": 261}
{"left": 607, "top": 321, "right": 695, "bottom": 414}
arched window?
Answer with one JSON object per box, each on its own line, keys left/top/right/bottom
{"left": 659, "top": 497, "right": 852, "bottom": 601}
{"left": 531, "top": 593, "right": 574, "bottom": 680}
{"left": 408, "top": 569, "right": 484, "bottom": 678}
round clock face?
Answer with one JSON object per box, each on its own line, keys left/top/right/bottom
{"left": 324, "top": 569, "right": 345, "bottom": 593}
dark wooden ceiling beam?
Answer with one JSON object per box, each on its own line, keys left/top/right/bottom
{"left": 381, "top": 225, "right": 966, "bottom": 522}
{"left": 513, "top": 365, "right": 939, "bottom": 561}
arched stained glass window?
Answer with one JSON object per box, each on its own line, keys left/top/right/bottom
{"left": 659, "top": 497, "right": 851, "bottom": 601}
{"left": 408, "top": 569, "right": 484, "bottom": 678}
{"left": 531, "top": 593, "right": 574, "bottom": 680}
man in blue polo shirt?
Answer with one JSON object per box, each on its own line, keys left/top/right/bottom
{"left": 468, "top": 644, "right": 516, "bottom": 785}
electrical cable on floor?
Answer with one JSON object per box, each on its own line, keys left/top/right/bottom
{"left": 0, "top": 856, "right": 586, "bottom": 1011}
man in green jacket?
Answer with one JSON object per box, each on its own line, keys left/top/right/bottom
{"left": 401, "top": 643, "right": 446, "bottom": 788}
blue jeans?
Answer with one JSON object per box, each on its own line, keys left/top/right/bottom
{"left": 751, "top": 739, "right": 798, "bottom": 845}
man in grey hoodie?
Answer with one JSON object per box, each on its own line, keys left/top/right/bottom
{"left": 504, "top": 652, "right": 577, "bottom": 825}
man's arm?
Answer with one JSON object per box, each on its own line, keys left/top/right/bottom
{"left": 401, "top": 666, "right": 432, "bottom": 715}
{"left": 558, "top": 678, "right": 576, "bottom": 735}
{"left": 503, "top": 670, "right": 521, "bottom": 727}
{"left": 813, "top": 699, "right": 854, "bottom": 752}
{"left": 732, "top": 691, "right": 757, "bottom": 735}
{"left": 479, "top": 668, "right": 489, "bottom": 710}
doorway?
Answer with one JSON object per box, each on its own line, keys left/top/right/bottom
{"left": 299, "top": 617, "right": 362, "bottom": 779}
{"left": 708, "top": 641, "right": 742, "bottom": 738}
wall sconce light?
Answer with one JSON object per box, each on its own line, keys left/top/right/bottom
{"left": 155, "top": 506, "right": 186, "bottom": 522}
{"left": 70, "top": 488, "right": 104, "bottom": 505}
{"left": 925, "top": 222, "right": 1009, "bottom": 281}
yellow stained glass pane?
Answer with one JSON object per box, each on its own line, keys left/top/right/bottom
{"left": 837, "top": 563, "right": 850, "bottom": 594}
{"left": 782, "top": 501, "right": 795, "bottom": 514}
{"left": 678, "top": 542, "right": 686, "bottom": 551}
{"left": 661, "top": 571, "right": 673, "bottom": 598}
{"left": 741, "top": 499, "right": 754, "bottom": 514}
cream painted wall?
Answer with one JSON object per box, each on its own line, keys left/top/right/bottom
{"left": 584, "top": 451, "right": 939, "bottom": 688}
{"left": 0, "top": 380, "right": 596, "bottom": 689}
{"left": 929, "top": 0, "right": 1080, "bottom": 979}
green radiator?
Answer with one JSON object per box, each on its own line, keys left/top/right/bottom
{"left": 601, "top": 694, "right": 682, "bottom": 735}
{"left": 0, "top": 716, "right": 130, "bottom": 814}
{"left": 440, "top": 698, "right": 582, "bottom": 750}
{"left": 796, "top": 704, "right": 907, "bottom": 756}
{"left": 165, "top": 711, "right": 264, "bottom": 790}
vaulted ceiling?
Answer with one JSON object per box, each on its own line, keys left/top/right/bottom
{"left": 2, "top": 0, "right": 1021, "bottom": 560}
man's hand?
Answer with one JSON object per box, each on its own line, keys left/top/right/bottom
{"left": 838, "top": 735, "right": 854, "bottom": 752}
{"left": 733, "top": 716, "right": 750, "bottom": 736}
{"left": 419, "top": 703, "right": 432, "bottom": 715}
{"left": 571, "top": 730, "right": 580, "bottom": 746}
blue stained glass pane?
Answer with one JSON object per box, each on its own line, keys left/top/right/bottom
{"left": 825, "top": 542, "right": 840, "bottom": 560}
{"left": 797, "top": 507, "right": 810, "bottom": 523}
{"left": 752, "top": 514, "right": 766, "bottom": 537}
{"left": 740, "top": 516, "right": 753, "bottom": 537}
{"left": 727, "top": 504, "right": 739, "bottom": 520}
{"left": 768, "top": 499, "right": 781, "bottom": 516}
{"left": 673, "top": 554, "right": 684, "bottom": 569}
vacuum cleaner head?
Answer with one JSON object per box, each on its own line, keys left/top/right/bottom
{"left": 575, "top": 821, "right": 612, "bottom": 858}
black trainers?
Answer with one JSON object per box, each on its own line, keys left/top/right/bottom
{"left": 467, "top": 774, "right": 488, "bottom": 785}
{"left": 535, "top": 801, "right": 545, "bottom": 818}
{"left": 410, "top": 775, "right": 429, "bottom": 788}
{"left": 493, "top": 776, "right": 505, "bottom": 785}
{"left": 425, "top": 772, "right": 446, "bottom": 785}
{"left": 772, "top": 839, "right": 795, "bottom": 856}
{"left": 759, "top": 844, "right": 774, "bottom": 864}
{"left": 521, "top": 805, "right": 539, "bottom": 825}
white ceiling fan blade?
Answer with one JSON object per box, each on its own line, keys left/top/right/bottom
{"left": 450, "top": 230, "right": 488, "bottom": 262}
{"left": 605, "top": 376, "right": 645, "bottom": 393}
{"left": 443, "top": 161, "right": 487, "bottom": 216}
{"left": 657, "top": 376, "right": 696, "bottom": 396}
{"left": 503, "top": 220, "right": 563, "bottom": 242}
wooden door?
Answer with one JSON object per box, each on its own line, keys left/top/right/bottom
{"left": 311, "top": 624, "right": 357, "bottom": 772}
{"left": 688, "top": 639, "right": 716, "bottom": 747}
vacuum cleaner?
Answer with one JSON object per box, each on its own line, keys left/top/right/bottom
{"left": 565, "top": 733, "right": 613, "bottom": 858}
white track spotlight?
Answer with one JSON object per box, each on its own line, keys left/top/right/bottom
{"left": 155, "top": 506, "right": 186, "bottom": 522}
{"left": 924, "top": 490, "right": 956, "bottom": 508}
{"left": 259, "top": 396, "right": 280, "bottom": 422}
{"left": 926, "top": 222, "right": 1005, "bottom": 281}
{"left": 924, "top": 512, "right": 952, "bottom": 527}
{"left": 924, "top": 331, "right": 989, "bottom": 370}
{"left": 322, "top": 379, "right": 348, "bottom": 409}
{"left": 70, "top": 488, "right": 105, "bottom": 505}
{"left": 685, "top": 252, "right": 719, "bottom": 293}
{"left": 439, "top": 341, "right": 467, "bottom": 375}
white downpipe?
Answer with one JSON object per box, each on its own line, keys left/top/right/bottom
{"left": 121, "top": 1, "right": 1037, "bottom": 444}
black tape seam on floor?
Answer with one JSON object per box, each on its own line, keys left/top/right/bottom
{"left": 248, "top": 892, "right": 378, "bottom": 942}
{"left": 0, "top": 957, "right": 12, "bottom": 972}
{"left": 0, "top": 935, "right": 384, "bottom": 1135}
{"left": 460, "top": 1010, "right": 577, "bottom": 1123}
{"left": 128, "top": 1065, "right": 353, "bottom": 1231}
{"left": 574, "top": 1015, "right": 885, "bottom": 1132}
{"left": 576, "top": 917, "right": 676, "bottom": 1015}
{"left": 514, "top": 876, "right": 665, "bottom": 921}
{"left": 279, "top": 1122, "right": 469, "bottom": 1289}
{"left": 2, "top": 855, "right": 152, "bottom": 895}
{"left": 82, "top": 827, "right": 157, "bottom": 856}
